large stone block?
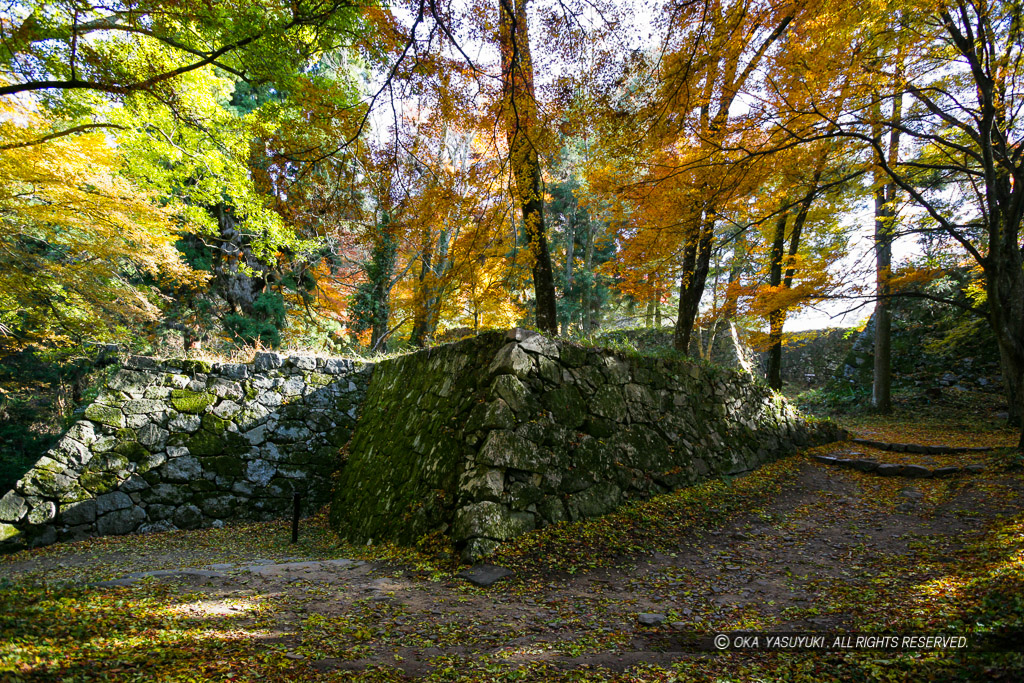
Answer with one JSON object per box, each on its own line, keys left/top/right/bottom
{"left": 85, "top": 403, "right": 124, "bottom": 427}
{"left": 476, "top": 430, "right": 550, "bottom": 473}
{"left": 453, "top": 501, "right": 535, "bottom": 541}
{"left": 488, "top": 343, "right": 533, "bottom": 378}
{"left": 60, "top": 499, "right": 97, "bottom": 526}
{"left": 96, "top": 506, "right": 145, "bottom": 535}
{"left": 170, "top": 390, "right": 216, "bottom": 414}
{"left": 161, "top": 456, "right": 202, "bottom": 483}
{"left": 0, "top": 491, "right": 28, "bottom": 522}
{"left": 95, "top": 491, "right": 133, "bottom": 515}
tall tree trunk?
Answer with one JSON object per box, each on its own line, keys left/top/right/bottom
{"left": 582, "top": 212, "right": 595, "bottom": 333}
{"left": 673, "top": 215, "right": 715, "bottom": 352}
{"left": 367, "top": 217, "right": 397, "bottom": 352}
{"left": 872, "top": 180, "right": 894, "bottom": 412}
{"left": 871, "top": 84, "right": 901, "bottom": 413}
{"left": 767, "top": 210, "right": 789, "bottom": 390}
{"left": 561, "top": 209, "right": 575, "bottom": 336}
{"left": 987, "top": 211, "right": 1024, "bottom": 444}
{"left": 410, "top": 232, "right": 435, "bottom": 347}
{"left": 499, "top": 0, "right": 557, "bottom": 334}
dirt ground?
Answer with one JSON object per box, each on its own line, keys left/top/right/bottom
{"left": 3, "top": 428, "right": 1023, "bottom": 681}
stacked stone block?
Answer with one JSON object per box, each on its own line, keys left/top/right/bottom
{"left": 332, "top": 329, "right": 846, "bottom": 561}
{"left": 0, "top": 353, "right": 370, "bottom": 547}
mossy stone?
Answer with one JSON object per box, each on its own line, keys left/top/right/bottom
{"left": 222, "top": 432, "right": 250, "bottom": 457}
{"left": 279, "top": 403, "right": 305, "bottom": 421}
{"left": 85, "top": 403, "right": 124, "bottom": 427}
{"left": 187, "top": 430, "right": 222, "bottom": 457}
{"left": 166, "top": 432, "right": 189, "bottom": 448}
{"left": 170, "top": 390, "right": 216, "bottom": 414}
{"left": 476, "top": 430, "right": 549, "bottom": 472}
{"left": 305, "top": 372, "right": 333, "bottom": 388}
{"left": 201, "top": 413, "right": 231, "bottom": 434}
{"left": 542, "top": 385, "right": 586, "bottom": 428}
{"left": 115, "top": 428, "right": 138, "bottom": 441}
{"left": 112, "top": 441, "right": 150, "bottom": 463}
{"left": 560, "top": 344, "right": 587, "bottom": 368}
{"left": 327, "top": 426, "right": 351, "bottom": 447}
{"left": 200, "top": 456, "right": 243, "bottom": 478}
{"left": 452, "top": 501, "right": 534, "bottom": 541}
{"left": 59, "top": 486, "right": 92, "bottom": 503}
{"left": 180, "top": 359, "right": 213, "bottom": 374}
{"left": 91, "top": 452, "right": 131, "bottom": 475}
{"left": 81, "top": 471, "right": 118, "bottom": 494}
{"left": 189, "top": 480, "right": 217, "bottom": 494}
{"left": 590, "top": 385, "right": 627, "bottom": 422}
{"left": 566, "top": 482, "right": 621, "bottom": 520}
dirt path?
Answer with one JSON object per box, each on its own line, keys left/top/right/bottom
{"left": 3, "top": 438, "right": 1021, "bottom": 681}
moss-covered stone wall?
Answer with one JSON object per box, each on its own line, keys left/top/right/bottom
{"left": 331, "top": 330, "right": 845, "bottom": 561}
{"left": 0, "top": 353, "right": 371, "bottom": 547}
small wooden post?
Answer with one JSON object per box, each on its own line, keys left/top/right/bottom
{"left": 291, "top": 493, "right": 301, "bottom": 544}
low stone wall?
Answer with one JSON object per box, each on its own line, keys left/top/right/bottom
{"left": 0, "top": 353, "right": 370, "bottom": 547}
{"left": 332, "top": 330, "right": 845, "bottom": 561}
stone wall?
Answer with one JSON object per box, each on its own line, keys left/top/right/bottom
{"left": 331, "top": 330, "right": 845, "bottom": 561}
{"left": 0, "top": 353, "right": 370, "bottom": 547}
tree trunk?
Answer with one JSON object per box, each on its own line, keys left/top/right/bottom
{"left": 987, "top": 212, "right": 1024, "bottom": 444}
{"left": 561, "top": 209, "right": 575, "bottom": 336}
{"left": 368, "top": 216, "right": 397, "bottom": 352}
{"left": 872, "top": 186, "right": 894, "bottom": 413}
{"left": 499, "top": 0, "right": 557, "bottom": 334}
{"left": 582, "top": 211, "right": 595, "bottom": 333}
{"left": 673, "top": 215, "right": 715, "bottom": 352}
{"left": 767, "top": 211, "right": 788, "bottom": 390}
{"left": 410, "top": 233, "right": 435, "bottom": 347}
{"left": 871, "top": 85, "right": 901, "bottom": 413}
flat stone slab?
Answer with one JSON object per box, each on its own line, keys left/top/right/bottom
{"left": 901, "top": 465, "right": 933, "bottom": 478}
{"left": 852, "top": 438, "right": 994, "bottom": 454}
{"left": 457, "top": 564, "right": 514, "bottom": 587}
{"left": 815, "top": 452, "right": 987, "bottom": 480}
{"left": 242, "top": 559, "right": 363, "bottom": 577}
{"left": 638, "top": 613, "right": 666, "bottom": 627}
{"left": 87, "top": 558, "right": 363, "bottom": 588}
{"left": 89, "top": 568, "right": 226, "bottom": 588}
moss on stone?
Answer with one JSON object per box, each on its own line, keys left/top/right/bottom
{"left": 189, "top": 480, "right": 217, "bottom": 493}
{"left": 180, "top": 359, "right": 213, "bottom": 374}
{"left": 186, "top": 430, "right": 221, "bottom": 457}
{"left": 112, "top": 441, "right": 150, "bottom": 463}
{"left": 327, "top": 426, "right": 351, "bottom": 447}
{"left": 200, "top": 456, "right": 243, "bottom": 478}
{"left": 166, "top": 432, "right": 189, "bottom": 448}
{"left": 187, "top": 428, "right": 249, "bottom": 458}
{"left": 0, "top": 523, "right": 19, "bottom": 542}
{"left": 80, "top": 471, "right": 118, "bottom": 494}
{"left": 305, "top": 372, "right": 333, "bottom": 388}
{"left": 84, "top": 403, "right": 124, "bottom": 427}
{"left": 542, "top": 385, "right": 587, "bottom": 428}
{"left": 201, "top": 413, "right": 231, "bottom": 433}
{"left": 115, "top": 428, "right": 138, "bottom": 441}
{"left": 92, "top": 452, "right": 130, "bottom": 475}
{"left": 279, "top": 403, "right": 305, "bottom": 421}
{"left": 590, "top": 385, "right": 627, "bottom": 422}
{"left": 223, "top": 432, "right": 250, "bottom": 457}
{"left": 170, "top": 389, "right": 216, "bottom": 414}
